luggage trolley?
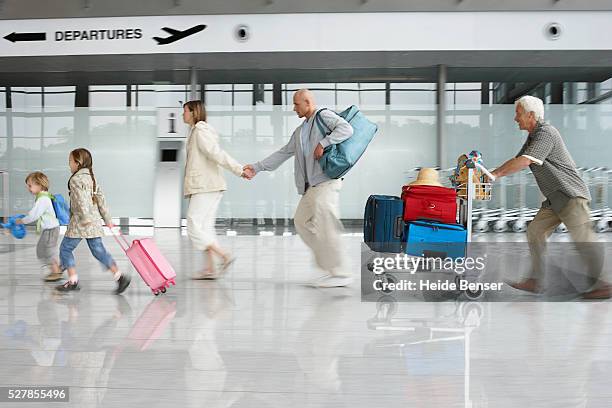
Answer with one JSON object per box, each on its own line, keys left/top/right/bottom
{"left": 456, "top": 162, "right": 494, "bottom": 242}
{"left": 453, "top": 162, "right": 494, "bottom": 300}
{"left": 369, "top": 163, "right": 493, "bottom": 301}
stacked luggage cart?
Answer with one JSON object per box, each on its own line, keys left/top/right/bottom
{"left": 364, "top": 161, "right": 612, "bottom": 300}
{"left": 364, "top": 163, "right": 493, "bottom": 300}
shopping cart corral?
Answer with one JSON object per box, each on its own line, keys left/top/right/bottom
{"left": 451, "top": 165, "right": 611, "bottom": 234}
{"left": 584, "top": 167, "right": 612, "bottom": 233}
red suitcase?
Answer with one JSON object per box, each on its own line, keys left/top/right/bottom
{"left": 401, "top": 185, "right": 457, "bottom": 224}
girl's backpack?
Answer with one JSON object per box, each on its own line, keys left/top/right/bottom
{"left": 50, "top": 194, "right": 70, "bottom": 225}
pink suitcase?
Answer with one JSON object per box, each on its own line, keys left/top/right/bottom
{"left": 114, "top": 233, "right": 177, "bottom": 296}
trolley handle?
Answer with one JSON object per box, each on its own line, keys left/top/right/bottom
{"left": 474, "top": 162, "right": 496, "bottom": 182}
{"left": 110, "top": 228, "right": 131, "bottom": 253}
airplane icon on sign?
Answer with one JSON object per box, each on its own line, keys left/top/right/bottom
{"left": 153, "top": 24, "right": 206, "bottom": 45}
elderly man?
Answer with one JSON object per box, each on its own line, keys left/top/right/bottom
{"left": 244, "top": 89, "right": 354, "bottom": 287}
{"left": 491, "top": 95, "right": 609, "bottom": 299}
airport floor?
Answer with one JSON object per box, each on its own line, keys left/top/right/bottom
{"left": 1, "top": 227, "right": 612, "bottom": 408}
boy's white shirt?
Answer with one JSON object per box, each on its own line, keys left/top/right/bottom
{"left": 21, "top": 196, "right": 60, "bottom": 230}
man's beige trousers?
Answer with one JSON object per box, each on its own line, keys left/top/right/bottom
{"left": 294, "top": 179, "right": 348, "bottom": 277}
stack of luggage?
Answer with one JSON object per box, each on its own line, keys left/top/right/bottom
{"left": 363, "top": 168, "right": 467, "bottom": 259}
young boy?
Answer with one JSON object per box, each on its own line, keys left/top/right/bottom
{"left": 15, "top": 172, "right": 62, "bottom": 282}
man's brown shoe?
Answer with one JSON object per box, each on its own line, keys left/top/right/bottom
{"left": 582, "top": 286, "right": 612, "bottom": 300}
{"left": 506, "top": 278, "right": 542, "bottom": 294}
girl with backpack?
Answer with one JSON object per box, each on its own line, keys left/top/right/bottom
{"left": 56, "top": 148, "right": 130, "bottom": 294}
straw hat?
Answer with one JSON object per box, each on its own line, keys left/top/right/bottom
{"left": 408, "top": 167, "right": 444, "bottom": 187}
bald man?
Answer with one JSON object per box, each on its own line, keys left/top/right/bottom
{"left": 244, "top": 89, "right": 354, "bottom": 287}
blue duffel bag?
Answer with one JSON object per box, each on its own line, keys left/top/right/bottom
{"left": 315, "top": 105, "right": 378, "bottom": 179}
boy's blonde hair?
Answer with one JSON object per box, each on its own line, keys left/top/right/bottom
{"left": 25, "top": 172, "right": 49, "bottom": 191}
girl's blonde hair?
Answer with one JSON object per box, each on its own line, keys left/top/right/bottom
{"left": 183, "top": 100, "right": 207, "bottom": 124}
{"left": 25, "top": 172, "right": 49, "bottom": 191}
{"left": 68, "top": 148, "right": 99, "bottom": 203}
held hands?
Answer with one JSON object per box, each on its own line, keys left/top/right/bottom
{"left": 313, "top": 143, "right": 324, "bottom": 160}
{"left": 242, "top": 164, "right": 256, "bottom": 180}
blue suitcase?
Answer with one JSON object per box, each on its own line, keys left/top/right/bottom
{"left": 405, "top": 220, "right": 467, "bottom": 259}
{"left": 364, "top": 195, "right": 404, "bottom": 253}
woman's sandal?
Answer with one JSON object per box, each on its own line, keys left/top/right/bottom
{"left": 219, "top": 256, "right": 236, "bottom": 276}
{"left": 191, "top": 268, "right": 218, "bottom": 280}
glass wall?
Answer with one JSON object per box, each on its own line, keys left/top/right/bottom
{"left": 210, "top": 105, "right": 436, "bottom": 219}
{"left": 1, "top": 80, "right": 611, "bottom": 220}
{"left": 0, "top": 101, "right": 157, "bottom": 218}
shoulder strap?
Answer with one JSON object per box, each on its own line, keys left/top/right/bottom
{"left": 36, "top": 191, "right": 55, "bottom": 201}
{"left": 34, "top": 192, "right": 58, "bottom": 231}
{"left": 314, "top": 108, "right": 331, "bottom": 136}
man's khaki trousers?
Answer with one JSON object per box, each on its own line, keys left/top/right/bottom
{"left": 527, "top": 198, "right": 604, "bottom": 284}
{"left": 294, "top": 179, "right": 348, "bottom": 277}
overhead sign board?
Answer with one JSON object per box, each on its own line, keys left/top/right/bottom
{"left": 1, "top": 12, "right": 611, "bottom": 57}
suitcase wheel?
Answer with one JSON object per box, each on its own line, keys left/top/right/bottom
{"left": 153, "top": 290, "right": 160, "bottom": 296}
{"left": 161, "top": 287, "right": 167, "bottom": 294}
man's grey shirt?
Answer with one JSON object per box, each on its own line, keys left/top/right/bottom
{"left": 253, "top": 109, "right": 353, "bottom": 195}
{"left": 516, "top": 120, "right": 591, "bottom": 212}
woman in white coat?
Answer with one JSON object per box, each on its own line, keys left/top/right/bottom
{"left": 183, "top": 100, "right": 247, "bottom": 279}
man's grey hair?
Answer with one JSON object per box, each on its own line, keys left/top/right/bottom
{"left": 515, "top": 95, "right": 544, "bottom": 121}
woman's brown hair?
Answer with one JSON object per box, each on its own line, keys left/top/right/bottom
{"left": 183, "top": 100, "right": 207, "bottom": 124}
{"left": 68, "top": 148, "right": 99, "bottom": 203}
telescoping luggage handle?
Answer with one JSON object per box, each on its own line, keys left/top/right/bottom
{"left": 393, "top": 216, "right": 403, "bottom": 239}
{"left": 111, "top": 228, "right": 132, "bottom": 253}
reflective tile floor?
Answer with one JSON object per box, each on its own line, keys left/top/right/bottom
{"left": 1, "top": 229, "right": 612, "bottom": 408}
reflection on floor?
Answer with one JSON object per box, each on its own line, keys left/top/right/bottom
{"left": 1, "top": 229, "right": 612, "bottom": 407}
